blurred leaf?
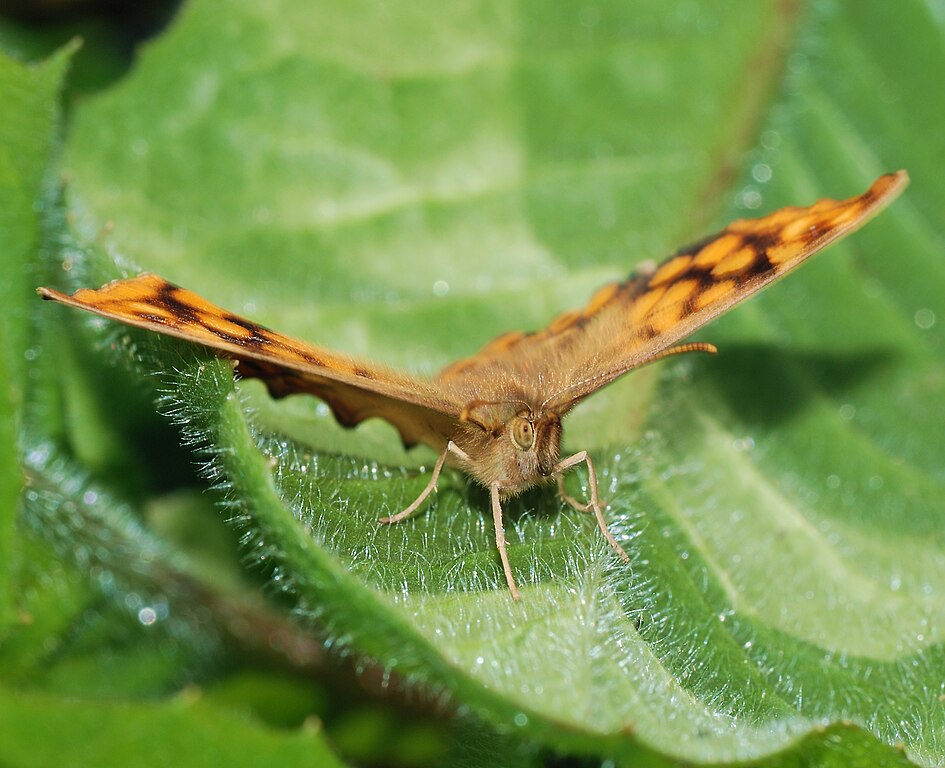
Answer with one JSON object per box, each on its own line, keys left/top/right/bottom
{"left": 0, "top": 41, "right": 71, "bottom": 631}
{"left": 0, "top": 684, "right": 344, "bottom": 768}
{"left": 25, "top": 0, "right": 945, "bottom": 766}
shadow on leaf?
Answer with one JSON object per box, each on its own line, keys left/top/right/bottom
{"left": 694, "top": 342, "right": 897, "bottom": 428}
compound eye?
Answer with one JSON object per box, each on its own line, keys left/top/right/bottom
{"left": 509, "top": 417, "right": 535, "bottom": 451}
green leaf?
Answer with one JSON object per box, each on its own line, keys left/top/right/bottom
{"left": 29, "top": 0, "right": 945, "bottom": 765}
{"left": 0, "top": 43, "right": 72, "bottom": 633}
{"left": 0, "top": 684, "right": 345, "bottom": 768}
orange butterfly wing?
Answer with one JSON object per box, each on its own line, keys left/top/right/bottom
{"left": 439, "top": 171, "right": 908, "bottom": 413}
{"left": 41, "top": 174, "right": 907, "bottom": 444}
{"left": 39, "top": 275, "right": 462, "bottom": 448}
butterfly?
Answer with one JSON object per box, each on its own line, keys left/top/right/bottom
{"left": 39, "top": 171, "right": 907, "bottom": 599}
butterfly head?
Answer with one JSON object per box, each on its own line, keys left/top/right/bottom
{"left": 507, "top": 412, "right": 561, "bottom": 477}
{"left": 460, "top": 400, "right": 562, "bottom": 492}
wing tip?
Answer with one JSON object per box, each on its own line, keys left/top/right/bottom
{"left": 37, "top": 285, "right": 64, "bottom": 301}
{"left": 872, "top": 169, "right": 909, "bottom": 202}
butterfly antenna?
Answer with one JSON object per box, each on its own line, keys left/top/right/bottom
{"left": 645, "top": 342, "right": 717, "bottom": 364}
{"left": 461, "top": 398, "right": 532, "bottom": 431}
{"left": 539, "top": 370, "right": 612, "bottom": 411}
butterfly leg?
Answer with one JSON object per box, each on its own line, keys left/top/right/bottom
{"left": 556, "top": 474, "right": 592, "bottom": 512}
{"left": 378, "top": 441, "right": 469, "bottom": 525}
{"left": 490, "top": 483, "right": 520, "bottom": 601}
{"left": 554, "top": 451, "right": 629, "bottom": 563}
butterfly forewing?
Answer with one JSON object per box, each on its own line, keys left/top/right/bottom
{"left": 439, "top": 172, "right": 908, "bottom": 414}
{"left": 39, "top": 274, "right": 463, "bottom": 448}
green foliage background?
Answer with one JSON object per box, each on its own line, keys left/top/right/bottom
{"left": 1, "top": 1, "right": 944, "bottom": 766}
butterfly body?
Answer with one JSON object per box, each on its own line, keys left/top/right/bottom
{"left": 39, "top": 171, "right": 909, "bottom": 600}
